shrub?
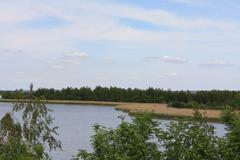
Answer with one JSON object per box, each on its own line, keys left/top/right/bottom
{"left": 74, "top": 111, "right": 238, "bottom": 160}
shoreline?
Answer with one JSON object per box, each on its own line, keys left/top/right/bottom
{"left": 0, "top": 99, "right": 222, "bottom": 122}
{"left": 0, "top": 99, "right": 124, "bottom": 106}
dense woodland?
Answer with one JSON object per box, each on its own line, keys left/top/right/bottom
{"left": 1, "top": 86, "right": 240, "bottom": 109}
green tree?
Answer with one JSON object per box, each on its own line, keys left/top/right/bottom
{"left": 74, "top": 111, "right": 229, "bottom": 160}
{"left": 0, "top": 84, "right": 61, "bottom": 160}
{"left": 74, "top": 114, "right": 162, "bottom": 160}
{"left": 220, "top": 106, "right": 240, "bottom": 160}
{"left": 157, "top": 111, "right": 221, "bottom": 160}
{"left": 0, "top": 112, "right": 45, "bottom": 160}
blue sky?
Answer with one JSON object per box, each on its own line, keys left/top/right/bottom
{"left": 0, "top": 0, "right": 240, "bottom": 90}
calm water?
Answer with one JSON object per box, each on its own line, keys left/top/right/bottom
{"left": 0, "top": 102, "right": 226, "bottom": 160}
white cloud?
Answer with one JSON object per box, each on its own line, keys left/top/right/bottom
{"left": 160, "top": 56, "right": 188, "bottom": 64}
{"left": 64, "top": 52, "right": 89, "bottom": 58}
{"left": 128, "top": 76, "right": 138, "bottom": 80}
{"left": 0, "top": 7, "right": 39, "bottom": 23}
{"left": 202, "top": 60, "right": 233, "bottom": 67}
{"left": 75, "top": 1, "right": 237, "bottom": 31}
{"left": 167, "top": 0, "right": 205, "bottom": 5}
{"left": 50, "top": 64, "right": 62, "bottom": 69}
{"left": 144, "top": 56, "right": 188, "bottom": 64}
{"left": 143, "top": 56, "right": 160, "bottom": 61}
{"left": 48, "top": 51, "right": 89, "bottom": 69}
{"left": 60, "top": 59, "right": 80, "bottom": 65}
{"left": 0, "top": 0, "right": 239, "bottom": 57}
{"left": 165, "top": 72, "right": 178, "bottom": 77}
{"left": 16, "top": 71, "right": 24, "bottom": 75}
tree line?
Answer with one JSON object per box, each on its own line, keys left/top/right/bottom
{"left": 1, "top": 86, "right": 240, "bottom": 109}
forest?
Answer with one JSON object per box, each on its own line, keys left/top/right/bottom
{"left": 1, "top": 86, "right": 240, "bottom": 109}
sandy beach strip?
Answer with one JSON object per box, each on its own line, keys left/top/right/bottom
{"left": 115, "top": 103, "right": 222, "bottom": 120}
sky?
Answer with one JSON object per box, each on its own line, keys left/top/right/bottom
{"left": 0, "top": 0, "right": 240, "bottom": 90}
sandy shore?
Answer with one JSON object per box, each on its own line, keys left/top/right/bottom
{"left": 115, "top": 103, "right": 222, "bottom": 121}
{"left": 0, "top": 99, "right": 222, "bottom": 121}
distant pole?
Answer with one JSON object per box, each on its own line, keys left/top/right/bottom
{"left": 30, "top": 83, "right": 33, "bottom": 97}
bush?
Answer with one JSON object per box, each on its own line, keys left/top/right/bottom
{"left": 184, "top": 101, "right": 199, "bottom": 108}
{"left": 74, "top": 110, "right": 240, "bottom": 160}
{"left": 74, "top": 114, "right": 162, "bottom": 160}
{"left": 168, "top": 101, "right": 186, "bottom": 108}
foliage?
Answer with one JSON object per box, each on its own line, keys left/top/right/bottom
{"left": 12, "top": 97, "right": 61, "bottom": 151}
{"left": 74, "top": 114, "right": 162, "bottom": 160}
{"left": 0, "top": 112, "right": 45, "bottom": 160}
{"left": 157, "top": 111, "right": 221, "bottom": 160}
{"left": 0, "top": 84, "right": 61, "bottom": 160}
{"left": 220, "top": 106, "right": 240, "bottom": 160}
{"left": 228, "top": 94, "right": 240, "bottom": 109}
{"left": 74, "top": 110, "right": 240, "bottom": 160}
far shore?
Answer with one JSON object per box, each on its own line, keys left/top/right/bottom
{"left": 0, "top": 99, "right": 125, "bottom": 106}
{"left": 0, "top": 99, "right": 223, "bottom": 122}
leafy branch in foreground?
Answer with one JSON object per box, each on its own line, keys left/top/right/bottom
{"left": 220, "top": 106, "right": 240, "bottom": 160}
{"left": 74, "top": 109, "right": 240, "bottom": 160}
{"left": 0, "top": 84, "right": 61, "bottom": 160}
{"left": 157, "top": 111, "right": 221, "bottom": 160}
{"left": 74, "top": 114, "right": 161, "bottom": 160}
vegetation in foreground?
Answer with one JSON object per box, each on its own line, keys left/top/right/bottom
{"left": 0, "top": 85, "right": 240, "bottom": 159}
{"left": 0, "top": 85, "right": 61, "bottom": 160}
{"left": 74, "top": 108, "right": 240, "bottom": 160}
{"left": 1, "top": 86, "right": 240, "bottom": 109}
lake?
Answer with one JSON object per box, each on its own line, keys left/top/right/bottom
{"left": 0, "top": 102, "right": 226, "bottom": 160}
